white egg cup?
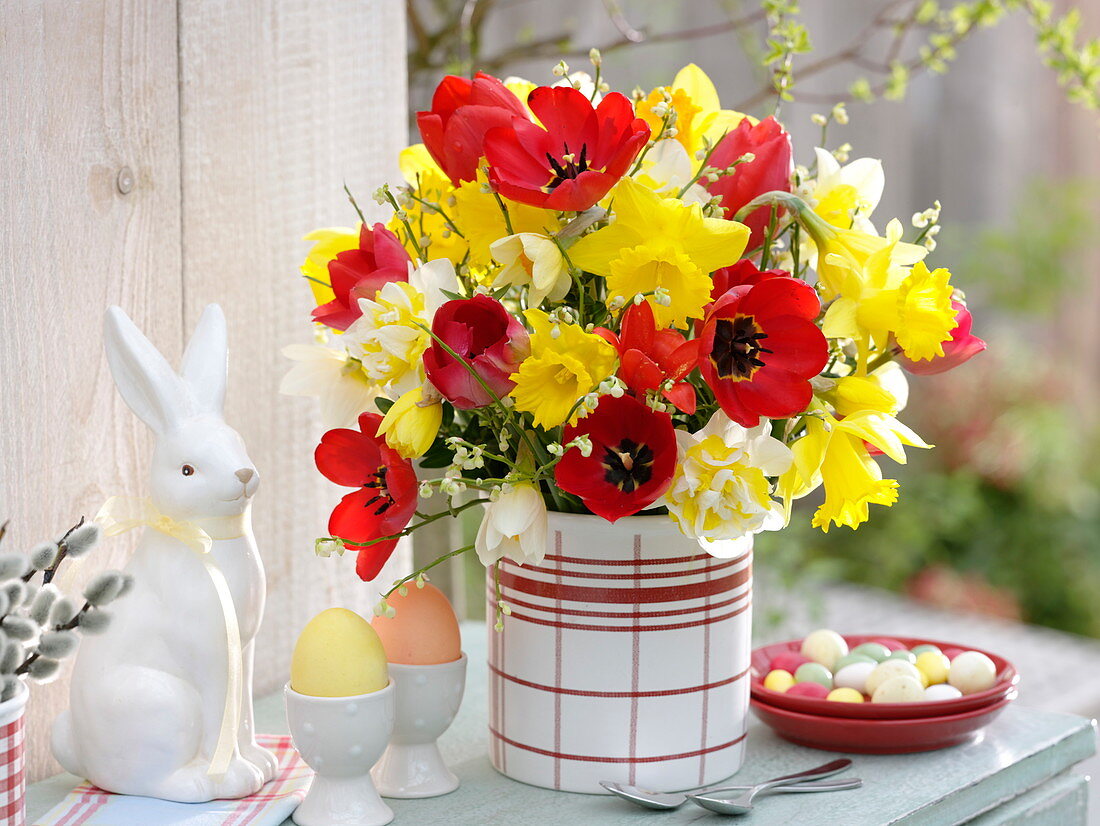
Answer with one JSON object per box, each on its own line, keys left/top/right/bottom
{"left": 285, "top": 681, "right": 395, "bottom": 826}
{"left": 371, "top": 652, "right": 467, "bottom": 798}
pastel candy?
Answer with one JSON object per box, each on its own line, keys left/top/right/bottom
{"left": 865, "top": 659, "right": 922, "bottom": 696}
{"left": 872, "top": 637, "right": 907, "bottom": 652}
{"left": 770, "top": 651, "right": 811, "bottom": 674}
{"left": 886, "top": 649, "right": 916, "bottom": 664}
{"left": 834, "top": 653, "right": 876, "bottom": 671}
{"left": 834, "top": 661, "right": 875, "bottom": 694}
{"left": 924, "top": 683, "right": 964, "bottom": 701}
{"left": 872, "top": 675, "right": 925, "bottom": 703}
{"left": 949, "top": 651, "right": 997, "bottom": 695}
{"left": 911, "top": 644, "right": 942, "bottom": 657}
{"left": 851, "top": 642, "right": 891, "bottom": 663}
{"left": 915, "top": 651, "right": 951, "bottom": 686}
{"left": 794, "top": 662, "right": 833, "bottom": 689}
{"left": 800, "top": 629, "right": 849, "bottom": 670}
{"left": 787, "top": 682, "right": 829, "bottom": 699}
{"left": 827, "top": 687, "right": 864, "bottom": 703}
{"left": 764, "top": 669, "right": 795, "bottom": 693}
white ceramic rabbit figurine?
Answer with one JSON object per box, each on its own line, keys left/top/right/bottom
{"left": 51, "top": 304, "right": 278, "bottom": 802}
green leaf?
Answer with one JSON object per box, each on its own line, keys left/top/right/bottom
{"left": 375, "top": 396, "right": 394, "bottom": 414}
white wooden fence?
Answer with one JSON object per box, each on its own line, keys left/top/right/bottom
{"left": 0, "top": 0, "right": 407, "bottom": 781}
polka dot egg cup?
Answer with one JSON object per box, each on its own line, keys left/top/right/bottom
{"left": 751, "top": 635, "right": 1018, "bottom": 720}
{"left": 371, "top": 652, "right": 468, "bottom": 798}
{"left": 285, "top": 680, "right": 396, "bottom": 826}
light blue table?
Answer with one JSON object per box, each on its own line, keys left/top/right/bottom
{"left": 28, "top": 622, "right": 1098, "bottom": 824}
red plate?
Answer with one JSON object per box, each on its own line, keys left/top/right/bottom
{"left": 751, "top": 692, "right": 1016, "bottom": 754}
{"left": 751, "top": 635, "right": 1018, "bottom": 719}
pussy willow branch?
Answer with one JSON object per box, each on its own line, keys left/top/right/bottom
{"left": 14, "top": 602, "right": 93, "bottom": 676}
{"left": 21, "top": 516, "right": 85, "bottom": 585}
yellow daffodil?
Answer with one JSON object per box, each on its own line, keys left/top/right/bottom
{"left": 490, "top": 233, "right": 571, "bottom": 307}
{"left": 300, "top": 226, "right": 359, "bottom": 305}
{"left": 778, "top": 407, "right": 931, "bottom": 532}
{"left": 344, "top": 281, "right": 430, "bottom": 395}
{"left": 805, "top": 216, "right": 926, "bottom": 300}
{"left": 569, "top": 177, "right": 749, "bottom": 326}
{"left": 451, "top": 176, "right": 560, "bottom": 273}
{"left": 636, "top": 64, "right": 750, "bottom": 161}
{"left": 665, "top": 411, "right": 792, "bottom": 544}
{"left": 509, "top": 309, "right": 617, "bottom": 429}
{"left": 823, "top": 248, "right": 957, "bottom": 370}
{"left": 806, "top": 148, "right": 884, "bottom": 231}
{"left": 389, "top": 144, "right": 467, "bottom": 265}
{"left": 633, "top": 138, "right": 710, "bottom": 204}
{"left": 378, "top": 385, "right": 443, "bottom": 458}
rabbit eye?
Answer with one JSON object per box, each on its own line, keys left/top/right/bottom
{"left": 181, "top": 465, "right": 195, "bottom": 477}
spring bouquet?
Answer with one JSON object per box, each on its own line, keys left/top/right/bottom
{"left": 283, "top": 58, "right": 985, "bottom": 606}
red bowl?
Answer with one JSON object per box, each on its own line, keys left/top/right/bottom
{"left": 751, "top": 692, "right": 1016, "bottom": 754}
{"left": 751, "top": 635, "right": 1018, "bottom": 719}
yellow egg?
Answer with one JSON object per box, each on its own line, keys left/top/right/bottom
{"left": 827, "top": 687, "right": 864, "bottom": 703}
{"left": 291, "top": 608, "right": 389, "bottom": 697}
{"left": 915, "top": 651, "right": 951, "bottom": 686}
{"left": 763, "top": 669, "right": 795, "bottom": 693}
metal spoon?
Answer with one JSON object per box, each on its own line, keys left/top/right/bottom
{"left": 689, "top": 775, "right": 863, "bottom": 815}
{"left": 600, "top": 757, "right": 853, "bottom": 811}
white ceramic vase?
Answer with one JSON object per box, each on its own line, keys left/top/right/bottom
{"left": 487, "top": 512, "right": 752, "bottom": 794}
{"left": 0, "top": 681, "right": 29, "bottom": 826}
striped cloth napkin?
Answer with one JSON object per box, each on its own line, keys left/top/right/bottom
{"left": 32, "top": 735, "right": 309, "bottom": 826}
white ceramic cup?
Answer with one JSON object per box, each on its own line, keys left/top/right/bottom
{"left": 285, "top": 681, "right": 395, "bottom": 826}
{"left": 371, "top": 652, "right": 467, "bottom": 798}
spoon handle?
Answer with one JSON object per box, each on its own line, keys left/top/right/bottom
{"left": 768, "top": 778, "right": 863, "bottom": 794}
{"left": 769, "top": 757, "right": 852, "bottom": 785}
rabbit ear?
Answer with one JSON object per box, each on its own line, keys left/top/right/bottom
{"left": 180, "top": 304, "right": 228, "bottom": 415}
{"left": 103, "top": 306, "right": 191, "bottom": 434}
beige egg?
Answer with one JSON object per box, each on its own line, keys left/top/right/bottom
{"left": 799, "top": 629, "right": 849, "bottom": 671}
{"left": 948, "top": 651, "right": 997, "bottom": 695}
{"left": 865, "top": 659, "right": 922, "bottom": 696}
{"left": 872, "top": 675, "right": 925, "bottom": 703}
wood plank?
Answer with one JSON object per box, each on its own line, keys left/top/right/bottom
{"left": 0, "top": 1, "right": 183, "bottom": 780}
{"left": 176, "top": 0, "right": 409, "bottom": 702}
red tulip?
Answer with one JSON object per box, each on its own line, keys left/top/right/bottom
{"left": 898, "top": 300, "right": 987, "bottom": 375}
{"left": 416, "top": 72, "right": 529, "bottom": 185}
{"left": 704, "top": 116, "right": 793, "bottom": 251}
{"left": 311, "top": 223, "right": 410, "bottom": 331}
{"left": 315, "top": 413, "right": 418, "bottom": 581}
{"left": 699, "top": 277, "right": 828, "bottom": 427}
{"left": 595, "top": 302, "right": 700, "bottom": 414}
{"left": 484, "top": 86, "right": 650, "bottom": 212}
{"left": 555, "top": 394, "right": 677, "bottom": 522}
{"left": 422, "top": 295, "right": 530, "bottom": 408}
{"left": 710, "top": 259, "right": 787, "bottom": 300}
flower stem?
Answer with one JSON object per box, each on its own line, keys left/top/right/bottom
{"left": 382, "top": 544, "right": 475, "bottom": 600}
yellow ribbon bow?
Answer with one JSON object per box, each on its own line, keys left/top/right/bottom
{"left": 95, "top": 496, "right": 243, "bottom": 778}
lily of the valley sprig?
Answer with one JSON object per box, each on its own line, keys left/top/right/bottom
{"left": 284, "top": 57, "right": 986, "bottom": 610}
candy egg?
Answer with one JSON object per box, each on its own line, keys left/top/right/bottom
{"left": 872, "top": 675, "right": 925, "bottom": 703}
{"left": 851, "top": 642, "right": 891, "bottom": 663}
{"left": 942, "top": 646, "right": 966, "bottom": 661}
{"left": 924, "top": 683, "right": 964, "bottom": 701}
{"left": 834, "top": 661, "right": 875, "bottom": 694}
{"left": 948, "top": 651, "right": 997, "bottom": 695}
{"left": 827, "top": 687, "right": 864, "bottom": 703}
{"left": 865, "top": 659, "right": 922, "bottom": 696}
{"left": 371, "top": 582, "right": 462, "bottom": 665}
{"left": 763, "top": 669, "right": 795, "bottom": 693}
{"left": 911, "top": 644, "right": 942, "bottom": 657}
{"left": 291, "top": 608, "right": 389, "bottom": 697}
{"left": 834, "top": 653, "right": 876, "bottom": 671}
{"left": 770, "top": 651, "right": 811, "bottom": 674}
{"left": 794, "top": 662, "right": 833, "bottom": 689}
{"left": 915, "top": 651, "right": 951, "bottom": 686}
{"left": 886, "top": 649, "right": 916, "bottom": 664}
{"left": 787, "top": 682, "right": 829, "bottom": 699}
{"left": 800, "top": 629, "right": 848, "bottom": 670}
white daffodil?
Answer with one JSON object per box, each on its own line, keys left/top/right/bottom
{"left": 409, "top": 257, "right": 459, "bottom": 318}
{"left": 490, "top": 233, "right": 571, "bottom": 307}
{"left": 475, "top": 482, "right": 548, "bottom": 567}
{"left": 345, "top": 281, "right": 430, "bottom": 396}
{"left": 279, "top": 343, "right": 379, "bottom": 428}
{"left": 634, "top": 139, "right": 709, "bottom": 205}
{"left": 664, "top": 411, "right": 792, "bottom": 547}
{"left": 805, "top": 147, "right": 885, "bottom": 233}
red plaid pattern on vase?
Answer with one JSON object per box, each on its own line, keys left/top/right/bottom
{"left": 0, "top": 681, "right": 29, "bottom": 826}
{"left": 487, "top": 512, "right": 752, "bottom": 794}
